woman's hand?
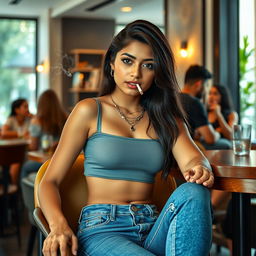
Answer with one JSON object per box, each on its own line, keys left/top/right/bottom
{"left": 183, "top": 165, "right": 214, "bottom": 188}
{"left": 209, "top": 103, "right": 221, "bottom": 116}
{"left": 43, "top": 224, "right": 78, "bottom": 256}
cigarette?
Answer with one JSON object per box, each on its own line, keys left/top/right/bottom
{"left": 136, "top": 84, "right": 143, "bottom": 95}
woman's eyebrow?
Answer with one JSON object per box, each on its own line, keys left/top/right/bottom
{"left": 121, "top": 52, "right": 154, "bottom": 62}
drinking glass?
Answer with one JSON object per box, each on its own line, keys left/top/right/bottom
{"left": 41, "top": 134, "right": 54, "bottom": 154}
{"left": 232, "top": 124, "right": 252, "bottom": 156}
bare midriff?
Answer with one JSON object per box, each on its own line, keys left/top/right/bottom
{"left": 85, "top": 176, "right": 154, "bottom": 205}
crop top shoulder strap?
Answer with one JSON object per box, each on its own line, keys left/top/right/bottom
{"left": 93, "top": 98, "right": 102, "bottom": 132}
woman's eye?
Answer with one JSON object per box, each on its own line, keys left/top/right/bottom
{"left": 142, "top": 63, "right": 154, "bottom": 70}
{"left": 121, "top": 58, "right": 132, "bottom": 64}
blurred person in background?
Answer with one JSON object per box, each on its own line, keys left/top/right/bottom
{"left": 207, "top": 84, "right": 238, "bottom": 209}
{"left": 2, "top": 98, "right": 32, "bottom": 139}
{"left": 1, "top": 98, "right": 32, "bottom": 184}
{"left": 207, "top": 84, "right": 239, "bottom": 254}
{"left": 180, "top": 65, "right": 232, "bottom": 150}
{"left": 20, "top": 89, "right": 67, "bottom": 180}
{"left": 207, "top": 84, "right": 238, "bottom": 140}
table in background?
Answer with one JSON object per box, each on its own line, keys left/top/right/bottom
{"left": 0, "top": 138, "right": 29, "bottom": 147}
{"left": 27, "top": 151, "right": 51, "bottom": 163}
{"left": 205, "top": 149, "right": 256, "bottom": 256}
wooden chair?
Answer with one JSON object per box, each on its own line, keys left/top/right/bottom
{"left": 0, "top": 141, "right": 28, "bottom": 246}
{"left": 33, "top": 154, "right": 177, "bottom": 254}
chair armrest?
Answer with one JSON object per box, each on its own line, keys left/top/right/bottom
{"left": 33, "top": 207, "right": 50, "bottom": 237}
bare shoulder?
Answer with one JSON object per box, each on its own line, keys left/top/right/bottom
{"left": 71, "top": 97, "right": 98, "bottom": 120}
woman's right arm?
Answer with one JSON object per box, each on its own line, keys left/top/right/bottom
{"left": 1, "top": 118, "right": 18, "bottom": 138}
{"left": 39, "top": 99, "right": 97, "bottom": 256}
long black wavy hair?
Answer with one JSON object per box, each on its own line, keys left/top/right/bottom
{"left": 10, "top": 98, "right": 27, "bottom": 117}
{"left": 99, "top": 20, "right": 187, "bottom": 179}
{"left": 210, "top": 84, "right": 234, "bottom": 114}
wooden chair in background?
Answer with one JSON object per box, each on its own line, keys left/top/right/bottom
{"left": 0, "top": 141, "right": 28, "bottom": 246}
{"left": 33, "top": 154, "right": 177, "bottom": 255}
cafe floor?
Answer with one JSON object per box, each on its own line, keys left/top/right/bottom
{"left": 0, "top": 208, "right": 37, "bottom": 256}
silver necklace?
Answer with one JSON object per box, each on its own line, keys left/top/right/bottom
{"left": 111, "top": 96, "right": 145, "bottom": 132}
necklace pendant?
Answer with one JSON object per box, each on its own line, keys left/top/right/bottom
{"left": 130, "top": 126, "right": 136, "bottom": 132}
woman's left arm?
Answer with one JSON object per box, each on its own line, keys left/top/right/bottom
{"left": 172, "top": 121, "right": 214, "bottom": 188}
{"left": 216, "top": 111, "right": 238, "bottom": 140}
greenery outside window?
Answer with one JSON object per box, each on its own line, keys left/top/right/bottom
{"left": 0, "top": 18, "right": 37, "bottom": 125}
{"left": 239, "top": 0, "right": 256, "bottom": 138}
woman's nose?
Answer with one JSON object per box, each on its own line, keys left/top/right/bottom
{"left": 131, "top": 64, "right": 141, "bottom": 78}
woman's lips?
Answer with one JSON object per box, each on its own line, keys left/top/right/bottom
{"left": 126, "top": 82, "right": 139, "bottom": 89}
{"left": 126, "top": 82, "right": 143, "bottom": 95}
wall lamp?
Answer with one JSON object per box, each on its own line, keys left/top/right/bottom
{"left": 180, "top": 41, "right": 188, "bottom": 58}
{"left": 36, "top": 61, "right": 45, "bottom": 73}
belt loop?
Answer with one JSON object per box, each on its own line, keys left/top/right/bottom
{"left": 110, "top": 205, "right": 116, "bottom": 221}
{"left": 145, "top": 204, "right": 154, "bottom": 216}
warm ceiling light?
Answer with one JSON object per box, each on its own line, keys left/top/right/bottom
{"left": 121, "top": 6, "right": 132, "bottom": 12}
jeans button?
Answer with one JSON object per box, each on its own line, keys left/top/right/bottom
{"left": 131, "top": 205, "right": 138, "bottom": 212}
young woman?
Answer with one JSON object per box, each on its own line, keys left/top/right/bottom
{"left": 1, "top": 98, "right": 32, "bottom": 184}
{"left": 39, "top": 20, "right": 214, "bottom": 256}
{"left": 207, "top": 85, "right": 238, "bottom": 253}
{"left": 20, "top": 89, "right": 67, "bottom": 180}
{"left": 2, "top": 98, "right": 31, "bottom": 139}
{"left": 207, "top": 84, "right": 238, "bottom": 140}
{"left": 207, "top": 84, "right": 238, "bottom": 208}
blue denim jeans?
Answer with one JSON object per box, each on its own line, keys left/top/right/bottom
{"left": 77, "top": 182, "right": 212, "bottom": 256}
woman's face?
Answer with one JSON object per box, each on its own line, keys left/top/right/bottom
{"left": 208, "top": 86, "right": 221, "bottom": 105}
{"left": 110, "top": 40, "right": 155, "bottom": 96}
{"left": 15, "top": 101, "right": 30, "bottom": 117}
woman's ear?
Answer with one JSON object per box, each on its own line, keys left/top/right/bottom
{"left": 110, "top": 62, "right": 114, "bottom": 71}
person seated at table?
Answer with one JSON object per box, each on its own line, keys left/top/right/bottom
{"left": 207, "top": 84, "right": 238, "bottom": 140}
{"left": 1, "top": 98, "right": 32, "bottom": 139}
{"left": 20, "top": 89, "right": 67, "bottom": 180}
{"left": 38, "top": 20, "right": 214, "bottom": 256}
{"left": 207, "top": 84, "right": 238, "bottom": 210}
{"left": 180, "top": 65, "right": 232, "bottom": 150}
{"left": 1, "top": 98, "right": 32, "bottom": 184}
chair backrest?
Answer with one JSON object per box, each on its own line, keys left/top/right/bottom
{"left": 0, "top": 142, "right": 27, "bottom": 166}
{"left": 34, "top": 154, "right": 176, "bottom": 233}
{"left": 34, "top": 154, "right": 87, "bottom": 232}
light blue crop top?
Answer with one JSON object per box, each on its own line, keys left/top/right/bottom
{"left": 83, "top": 98, "right": 164, "bottom": 184}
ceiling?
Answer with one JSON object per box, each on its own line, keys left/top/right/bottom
{"left": 0, "top": 0, "right": 164, "bottom": 26}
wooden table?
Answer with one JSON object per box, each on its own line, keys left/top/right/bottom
{"left": 205, "top": 149, "right": 256, "bottom": 256}
{"left": 27, "top": 151, "right": 51, "bottom": 163}
{"left": 0, "top": 138, "right": 29, "bottom": 147}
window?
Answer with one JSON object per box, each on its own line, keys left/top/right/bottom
{"left": 239, "top": 0, "right": 256, "bottom": 137}
{"left": 0, "top": 18, "right": 37, "bottom": 125}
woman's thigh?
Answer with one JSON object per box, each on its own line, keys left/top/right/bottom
{"left": 78, "top": 234, "right": 155, "bottom": 256}
{"left": 144, "top": 182, "right": 212, "bottom": 256}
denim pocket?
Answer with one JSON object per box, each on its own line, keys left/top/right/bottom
{"left": 78, "top": 213, "right": 110, "bottom": 233}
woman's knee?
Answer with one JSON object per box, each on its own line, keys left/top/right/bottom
{"left": 169, "top": 182, "right": 211, "bottom": 207}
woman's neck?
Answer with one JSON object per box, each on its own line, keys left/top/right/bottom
{"left": 110, "top": 91, "right": 142, "bottom": 114}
